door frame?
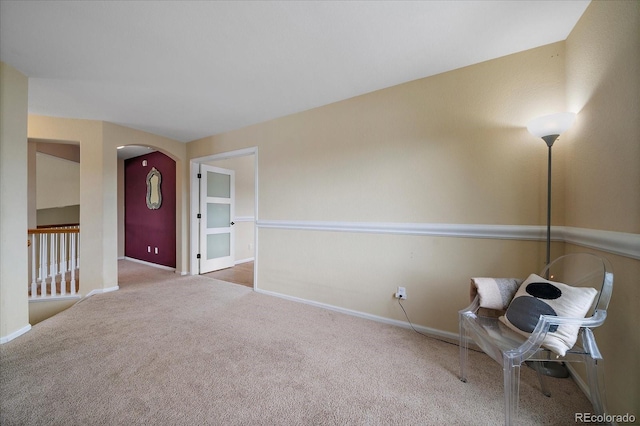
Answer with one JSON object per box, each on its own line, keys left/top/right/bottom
{"left": 189, "top": 147, "right": 258, "bottom": 290}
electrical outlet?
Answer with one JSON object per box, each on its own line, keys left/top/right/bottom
{"left": 395, "top": 286, "right": 407, "bottom": 300}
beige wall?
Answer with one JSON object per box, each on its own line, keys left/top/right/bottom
{"left": 188, "top": 2, "right": 639, "bottom": 415}
{"left": 189, "top": 40, "right": 567, "bottom": 329}
{"left": 28, "top": 141, "right": 82, "bottom": 226}
{"left": 565, "top": 0, "right": 640, "bottom": 415}
{"left": 34, "top": 141, "right": 80, "bottom": 162}
{"left": 29, "top": 299, "right": 77, "bottom": 326}
{"left": 37, "top": 205, "right": 80, "bottom": 227}
{"left": 192, "top": 41, "right": 566, "bottom": 226}
{"left": 27, "top": 142, "right": 37, "bottom": 229}
{"left": 36, "top": 152, "right": 80, "bottom": 209}
{"left": 0, "top": 62, "right": 30, "bottom": 342}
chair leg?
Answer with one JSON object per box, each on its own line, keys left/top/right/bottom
{"left": 585, "top": 357, "right": 607, "bottom": 417}
{"left": 530, "top": 361, "right": 551, "bottom": 397}
{"left": 504, "top": 358, "right": 521, "bottom": 425}
{"left": 459, "top": 318, "right": 468, "bottom": 383}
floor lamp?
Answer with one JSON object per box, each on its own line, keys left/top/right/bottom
{"left": 526, "top": 112, "right": 576, "bottom": 379}
{"left": 526, "top": 112, "right": 576, "bottom": 266}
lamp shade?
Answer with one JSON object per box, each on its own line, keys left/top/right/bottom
{"left": 527, "top": 112, "right": 576, "bottom": 138}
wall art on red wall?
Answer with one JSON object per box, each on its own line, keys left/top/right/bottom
{"left": 125, "top": 151, "right": 176, "bottom": 268}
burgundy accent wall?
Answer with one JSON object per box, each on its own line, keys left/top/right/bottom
{"left": 125, "top": 151, "right": 176, "bottom": 268}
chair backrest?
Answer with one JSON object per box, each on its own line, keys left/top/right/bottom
{"left": 539, "top": 253, "right": 614, "bottom": 316}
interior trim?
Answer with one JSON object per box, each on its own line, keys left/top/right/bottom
{"left": 85, "top": 286, "right": 120, "bottom": 298}
{"left": 123, "top": 256, "right": 176, "bottom": 272}
{"left": 0, "top": 324, "right": 32, "bottom": 344}
{"left": 234, "top": 216, "right": 255, "bottom": 222}
{"left": 29, "top": 294, "right": 81, "bottom": 303}
{"left": 257, "top": 220, "right": 640, "bottom": 260}
{"left": 255, "top": 288, "right": 459, "bottom": 342}
{"left": 560, "top": 226, "right": 640, "bottom": 260}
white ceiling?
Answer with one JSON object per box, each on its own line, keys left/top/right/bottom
{"left": 1, "top": 1, "right": 590, "bottom": 143}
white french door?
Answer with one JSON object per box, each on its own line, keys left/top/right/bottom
{"left": 199, "top": 164, "right": 235, "bottom": 273}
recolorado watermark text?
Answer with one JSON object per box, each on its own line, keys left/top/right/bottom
{"left": 575, "top": 412, "right": 636, "bottom": 424}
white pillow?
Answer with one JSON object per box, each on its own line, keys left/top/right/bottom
{"left": 499, "top": 273, "right": 598, "bottom": 356}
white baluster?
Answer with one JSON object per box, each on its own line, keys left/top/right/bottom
{"left": 52, "top": 233, "right": 57, "bottom": 296}
{"left": 60, "top": 233, "right": 67, "bottom": 295}
{"left": 47, "top": 233, "right": 53, "bottom": 297}
{"left": 39, "top": 233, "right": 47, "bottom": 298}
{"left": 31, "top": 234, "right": 37, "bottom": 297}
{"left": 70, "top": 232, "right": 77, "bottom": 295}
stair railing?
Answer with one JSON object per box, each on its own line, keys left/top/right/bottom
{"left": 27, "top": 225, "right": 80, "bottom": 299}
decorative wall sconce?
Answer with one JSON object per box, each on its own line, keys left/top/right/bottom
{"left": 146, "top": 167, "right": 162, "bottom": 210}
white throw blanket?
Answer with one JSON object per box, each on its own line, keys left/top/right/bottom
{"left": 470, "top": 277, "right": 523, "bottom": 310}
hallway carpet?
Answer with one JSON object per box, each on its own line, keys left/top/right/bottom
{"left": 0, "top": 260, "right": 592, "bottom": 425}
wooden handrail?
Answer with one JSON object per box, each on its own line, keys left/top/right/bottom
{"left": 36, "top": 223, "right": 79, "bottom": 229}
{"left": 28, "top": 227, "right": 79, "bottom": 235}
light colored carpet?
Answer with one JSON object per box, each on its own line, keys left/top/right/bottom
{"left": 1, "top": 260, "right": 592, "bottom": 425}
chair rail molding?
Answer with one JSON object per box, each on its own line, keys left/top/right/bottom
{"left": 558, "top": 226, "right": 640, "bottom": 260}
{"left": 257, "top": 220, "right": 640, "bottom": 260}
{"left": 234, "top": 216, "right": 255, "bottom": 223}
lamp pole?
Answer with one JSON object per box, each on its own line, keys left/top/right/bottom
{"left": 542, "top": 135, "right": 558, "bottom": 267}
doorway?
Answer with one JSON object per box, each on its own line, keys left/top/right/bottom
{"left": 190, "top": 148, "right": 257, "bottom": 289}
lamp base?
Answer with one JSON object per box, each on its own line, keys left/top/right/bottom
{"left": 525, "top": 360, "right": 570, "bottom": 378}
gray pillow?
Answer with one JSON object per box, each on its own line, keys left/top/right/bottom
{"left": 499, "top": 273, "right": 598, "bottom": 356}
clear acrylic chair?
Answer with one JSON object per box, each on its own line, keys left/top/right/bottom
{"left": 459, "top": 253, "right": 614, "bottom": 425}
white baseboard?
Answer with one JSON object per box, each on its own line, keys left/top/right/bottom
{"left": 85, "top": 286, "right": 119, "bottom": 298}
{"left": 29, "top": 294, "right": 81, "bottom": 303}
{"left": 0, "top": 324, "right": 32, "bottom": 344}
{"left": 123, "top": 256, "right": 177, "bottom": 272}
{"left": 254, "top": 288, "right": 459, "bottom": 342}
{"left": 235, "top": 257, "right": 255, "bottom": 265}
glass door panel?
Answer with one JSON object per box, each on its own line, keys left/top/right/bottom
{"left": 207, "top": 172, "right": 231, "bottom": 198}
{"left": 207, "top": 233, "right": 231, "bottom": 259}
{"left": 207, "top": 203, "right": 230, "bottom": 229}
